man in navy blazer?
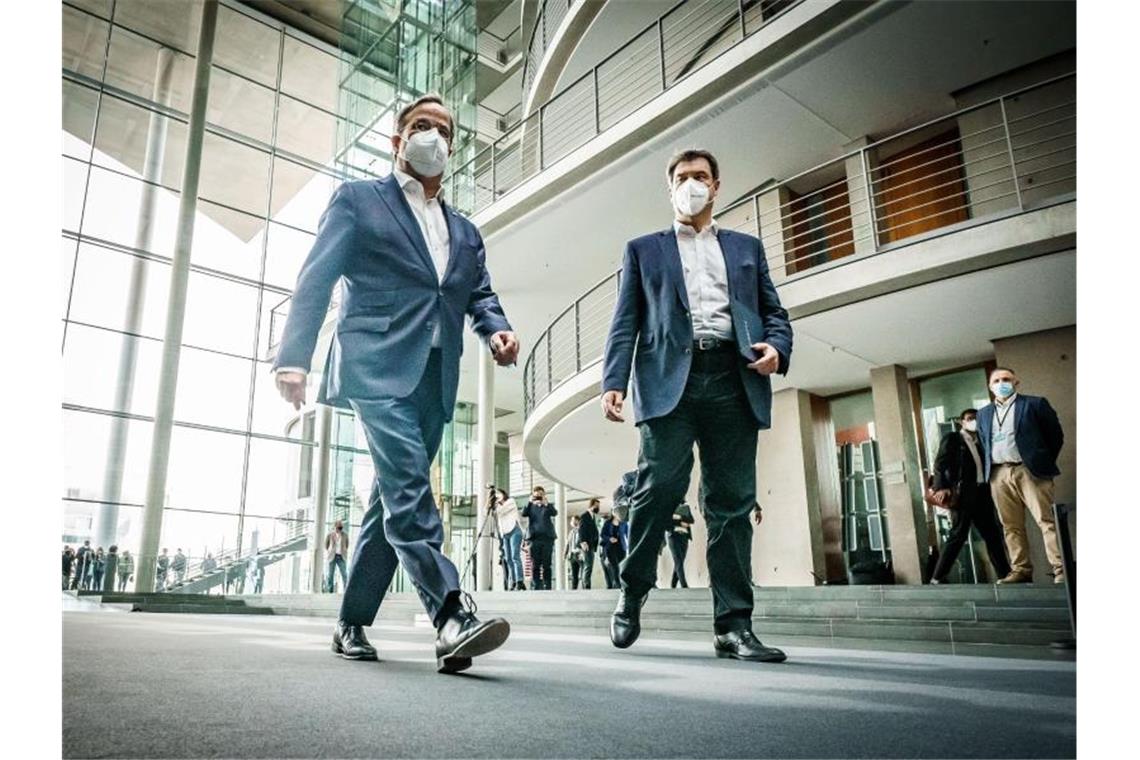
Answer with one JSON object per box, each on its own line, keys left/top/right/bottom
{"left": 976, "top": 367, "right": 1065, "bottom": 584}
{"left": 601, "top": 149, "right": 792, "bottom": 663}
{"left": 274, "top": 94, "right": 519, "bottom": 673}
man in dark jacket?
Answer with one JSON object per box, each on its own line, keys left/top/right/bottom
{"left": 576, "top": 498, "right": 601, "bottom": 589}
{"left": 929, "top": 409, "right": 1011, "bottom": 584}
{"left": 977, "top": 368, "right": 1066, "bottom": 584}
{"left": 667, "top": 502, "right": 695, "bottom": 588}
{"left": 521, "top": 486, "right": 558, "bottom": 590}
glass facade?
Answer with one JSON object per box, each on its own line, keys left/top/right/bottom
{"left": 61, "top": 0, "right": 481, "bottom": 594}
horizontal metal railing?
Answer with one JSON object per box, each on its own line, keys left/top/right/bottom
{"left": 521, "top": 73, "right": 1076, "bottom": 417}
{"left": 450, "top": 0, "right": 803, "bottom": 215}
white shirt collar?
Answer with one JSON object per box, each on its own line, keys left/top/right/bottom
{"left": 393, "top": 168, "right": 444, "bottom": 202}
{"left": 995, "top": 392, "right": 1019, "bottom": 408}
{"left": 673, "top": 218, "right": 719, "bottom": 238}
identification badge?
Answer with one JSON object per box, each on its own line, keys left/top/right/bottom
{"left": 993, "top": 431, "right": 1008, "bottom": 444}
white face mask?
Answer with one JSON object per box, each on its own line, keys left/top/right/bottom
{"left": 401, "top": 128, "right": 449, "bottom": 178}
{"left": 672, "top": 178, "right": 711, "bottom": 217}
{"left": 962, "top": 420, "right": 978, "bottom": 433}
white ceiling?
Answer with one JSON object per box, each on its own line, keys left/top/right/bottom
{"left": 453, "top": 0, "right": 1076, "bottom": 432}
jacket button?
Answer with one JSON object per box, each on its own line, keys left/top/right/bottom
{"left": 683, "top": 347, "right": 691, "bottom": 353}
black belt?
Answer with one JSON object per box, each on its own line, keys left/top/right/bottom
{"left": 693, "top": 337, "right": 734, "bottom": 352}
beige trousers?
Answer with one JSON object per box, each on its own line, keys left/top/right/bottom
{"left": 989, "top": 463, "right": 1062, "bottom": 576}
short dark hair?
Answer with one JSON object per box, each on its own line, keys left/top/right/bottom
{"left": 989, "top": 366, "right": 1017, "bottom": 381}
{"left": 667, "top": 149, "right": 720, "bottom": 184}
{"left": 395, "top": 93, "right": 454, "bottom": 139}
{"left": 533, "top": 485, "right": 545, "bottom": 493}
{"left": 959, "top": 408, "right": 977, "bottom": 419}
{"left": 588, "top": 497, "right": 600, "bottom": 507}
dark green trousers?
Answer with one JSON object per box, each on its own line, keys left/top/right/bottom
{"left": 619, "top": 349, "right": 760, "bottom": 633}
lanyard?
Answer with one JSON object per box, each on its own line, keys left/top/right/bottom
{"left": 995, "top": 399, "right": 1015, "bottom": 429}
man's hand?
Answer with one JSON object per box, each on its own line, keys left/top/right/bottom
{"left": 580, "top": 541, "right": 589, "bottom": 553}
{"left": 747, "top": 343, "right": 780, "bottom": 375}
{"left": 276, "top": 371, "right": 307, "bottom": 410}
{"left": 933, "top": 489, "right": 952, "bottom": 507}
{"left": 489, "top": 331, "right": 519, "bottom": 366}
{"left": 602, "top": 390, "right": 625, "bottom": 422}
{"left": 753, "top": 506, "right": 764, "bottom": 526}
{"left": 610, "top": 537, "right": 618, "bottom": 544}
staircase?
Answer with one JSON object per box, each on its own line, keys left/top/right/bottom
{"left": 91, "top": 583, "right": 1074, "bottom": 660}
{"left": 164, "top": 534, "right": 308, "bottom": 595}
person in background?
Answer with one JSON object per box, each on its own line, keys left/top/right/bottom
{"left": 977, "top": 367, "right": 1066, "bottom": 584}
{"left": 202, "top": 553, "right": 218, "bottom": 575}
{"left": 521, "top": 486, "right": 558, "bottom": 590}
{"left": 667, "top": 502, "right": 695, "bottom": 588}
{"left": 73, "top": 540, "right": 92, "bottom": 590}
{"left": 156, "top": 548, "right": 170, "bottom": 592}
{"left": 89, "top": 547, "right": 105, "bottom": 591}
{"left": 493, "top": 488, "right": 525, "bottom": 591}
{"left": 325, "top": 519, "right": 349, "bottom": 593}
{"left": 117, "top": 550, "right": 134, "bottom": 592}
{"left": 172, "top": 548, "right": 187, "bottom": 585}
{"left": 929, "top": 408, "right": 1012, "bottom": 584}
{"left": 577, "top": 498, "right": 601, "bottom": 589}
{"left": 62, "top": 546, "right": 75, "bottom": 590}
{"left": 103, "top": 546, "right": 119, "bottom": 593}
{"left": 565, "top": 515, "right": 583, "bottom": 590}
{"left": 600, "top": 513, "right": 627, "bottom": 590}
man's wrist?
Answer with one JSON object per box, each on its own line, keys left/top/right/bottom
{"left": 275, "top": 366, "right": 308, "bottom": 376}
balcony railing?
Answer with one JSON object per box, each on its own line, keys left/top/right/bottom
{"left": 449, "top": 0, "right": 804, "bottom": 216}
{"left": 521, "top": 73, "right": 1076, "bottom": 417}
{"left": 521, "top": 0, "right": 575, "bottom": 107}
{"left": 479, "top": 24, "right": 523, "bottom": 66}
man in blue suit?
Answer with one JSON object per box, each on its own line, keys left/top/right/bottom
{"left": 601, "top": 149, "right": 793, "bottom": 663}
{"left": 274, "top": 94, "right": 519, "bottom": 673}
{"left": 976, "top": 367, "right": 1065, "bottom": 584}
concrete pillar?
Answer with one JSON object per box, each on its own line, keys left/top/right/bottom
{"left": 308, "top": 405, "right": 333, "bottom": 593}
{"left": 136, "top": 0, "right": 218, "bottom": 594}
{"left": 843, "top": 136, "right": 877, "bottom": 256}
{"left": 554, "top": 483, "right": 567, "bottom": 590}
{"left": 756, "top": 186, "right": 792, "bottom": 282}
{"left": 993, "top": 326, "right": 1077, "bottom": 580}
{"left": 98, "top": 46, "right": 176, "bottom": 550}
{"left": 474, "top": 348, "right": 495, "bottom": 591}
{"left": 753, "top": 389, "right": 827, "bottom": 586}
{"left": 870, "top": 364, "right": 928, "bottom": 585}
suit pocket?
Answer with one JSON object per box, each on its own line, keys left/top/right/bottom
{"left": 351, "top": 290, "right": 396, "bottom": 310}
{"left": 338, "top": 315, "right": 392, "bottom": 333}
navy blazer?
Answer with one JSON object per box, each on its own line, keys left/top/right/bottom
{"left": 273, "top": 175, "right": 512, "bottom": 420}
{"left": 976, "top": 395, "right": 1064, "bottom": 481}
{"left": 602, "top": 228, "right": 793, "bottom": 427}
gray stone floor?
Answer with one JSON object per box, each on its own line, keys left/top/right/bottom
{"left": 63, "top": 608, "right": 1075, "bottom": 758}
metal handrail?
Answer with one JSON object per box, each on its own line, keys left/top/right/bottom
{"left": 521, "top": 0, "right": 573, "bottom": 109}
{"left": 521, "top": 73, "right": 1076, "bottom": 418}
{"left": 450, "top": 0, "right": 805, "bottom": 215}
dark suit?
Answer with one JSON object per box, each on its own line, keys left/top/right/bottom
{"left": 275, "top": 175, "right": 511, "bottom": 626}
{"left": 929, "top": 432, "right": 1010, "bottom": 582}
{"left": 577, "top": 511, "right": 600, "bottom": 589}
{"left": 667, "top": 502, "right": 695, "bottom": 588}
{"left": 602, "top": 227, "right": 792, "bottom": 633}
{"left": 600, "top": 519, "right": 627, "bottom": 589}
{"left": 976, "top": 395, "right": 1063, "bottom": 482}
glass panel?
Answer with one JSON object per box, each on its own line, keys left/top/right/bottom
{"left": 63, "top": 322, "right": 161, "bottom": 415}
{"left": 206, "top": 66, "right": 276, "bottom": 144}
{"left": 104, "top": 25, "right": 197, "bottom": 115}
{"left": 63, "top": 80, "right": 100, "bottom": 159}
{"left": 63, "top": 407, "right": 154, "bottom": 507}
{"left": 61, "top": 238, "right": 78, "bottom": 323}
{"left": 275, "top": 95, "right": 339, "bottom": 165}
{"left": 264, "top": 222, "right": 314, "bottom": 290}
{"left": 192, "top": 200, "right": 267, "bottom": 282}
{"left": 249, "top": 358, "right": 302, "bottom": 438}
{"left": 282, "top": 36, "right": 340, "bottom": 113}
{"left": 63, "top": 157, "right": 89, "bottom": 233}
{"left": 270, "top": 159, "right": 339, "bottom": 232}
{"left": 62, "top": 5, "right": 110, "bottom": 81}
{"left": 68, "top": 242, "right": 171, "bottom": 337}
{"left": 158, "top": 510, "right": 240, "bottom": 585}
{"left": 166, "top": 427, "right": 247, "bottom": 512}
{"left": 213, "top": 6, "right": 281, "bottom": 88}
{"left": 172, "top": 347, "right": 254, "bottom": 431}
{"left": 67, "top": 0, "right": 113, "bottom": 19}
{"left": 199, "top": 132, "right": 271, "bottom": 215}
{"left": 182, "top": 271, "right": 259, "bottom": 357}
{"left": 113, "top": 0, "right": 203, "bottom": 56}
{"left": 245, "top": 436, "right": 312, "bottom": 522}
{"left": 916, "top": 367, "right": 990, "bottom": 470}
{"left": 93, "top": 93, "right": 188, "bottom": 190}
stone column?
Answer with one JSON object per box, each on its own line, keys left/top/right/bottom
{"left": 554, "top": 483, "right": 567, "bottom": 590}
{"left": 843, "top": 136, "right": 877, "bottom": 256}
{"left": 308, "top": 405, "right": 333, "bottom": 593}
{"left": 474, "top": 349, "right": 496, "bottom": 591}
{"left": 870, "top": 364, "right": 927, "bottom": 585}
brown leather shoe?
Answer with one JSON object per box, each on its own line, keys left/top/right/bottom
{"left": 997, "top": 570, "right": 1033, "bottom": 584}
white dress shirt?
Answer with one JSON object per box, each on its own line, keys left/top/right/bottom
{"left": 960, "top": 431, "right": 985, "bottom": 483}
{"left": 277, "top": 171, "right": 451, "bottom": 376}
{"left": 990, "top": 394, "right": 1023, "bottom": 465}
{"left": 673, "top": 219, "right": 734, "bottom": 341}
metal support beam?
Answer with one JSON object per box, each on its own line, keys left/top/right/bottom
{"left": 474, "top": 348, "right": 496, "bottom": 591}
{"left": 309, "top": 405, "right": 333, "bottom": 593}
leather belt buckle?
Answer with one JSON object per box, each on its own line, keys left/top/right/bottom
{"left": 695, "top": 337, "right": 719, "bottom": 351}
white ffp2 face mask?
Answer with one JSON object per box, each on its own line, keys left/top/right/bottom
{"left": 962, "top": 420, "right": 978, "bottom": 433}
{"left": 401, "top": 128, "right": 449, "bottom": 178}
{"left": 672, "top": 178, "right": 711, "bottom": 217}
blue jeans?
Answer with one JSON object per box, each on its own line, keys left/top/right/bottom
{"left": 501, "top": 526, "right": 524, "bottom": 586}
{"left": 326, "top": 555, "right": 347, "bottom": 593}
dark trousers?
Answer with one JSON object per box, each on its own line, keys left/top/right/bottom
{"left": 603, "top": 544, "right": 625, "bottom": 588}
{"left": 668, "top": 533, "right": 690, "bottom": 588}
{"left": 580, "top": 549, "right": 594, "bottom": 589}
{"left": 340, "top": 351, "right": 461, "bottom": 628}
{"left": 530, "top": 538, "right": 554, "bottom": 590}
{"left": 620, "top": 352, "right": 759, "bottom": 634}
{"left": 932, "top": 486, "right": 1012, "bottom": 582}
{"left": 569, "top": 558, "right": 582, "bottom": 589}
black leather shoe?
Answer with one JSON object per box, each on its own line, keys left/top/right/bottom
{"left": 434, "top": 594, "right": 510, "bottom": 674}
{"left": 713, "top": 629, "right": 787, "bottom": 663}
{"left": 332, "top": 620, "right": 378, "bottom": 660}
{"left": 610, "top": 590, "right": 647, "bottom": 649}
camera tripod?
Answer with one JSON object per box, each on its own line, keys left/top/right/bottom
{"left": 459, "top": 490, "right": 506, "bottom": 591}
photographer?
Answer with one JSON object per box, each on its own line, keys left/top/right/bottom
{"left": 491, "top": 487, "right": 526, "bottom": 591}
{"left": 521, "top": 486, "right": 558, "bottom": 590}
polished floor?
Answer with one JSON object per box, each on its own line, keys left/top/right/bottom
{"left": 63, "top": 604, "right": 1075, "bottom": 759}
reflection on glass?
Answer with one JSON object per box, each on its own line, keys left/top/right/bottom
{"left": 94, "top": 93, "right": 188, "bottom": 191}
{"left": 213, "top": 5, "right": 281, "bottom": 87}
{"left": 62, "top": 80, "right": 99, "bottom": 159}
{"left": 113, "top": 0, "right": 203, "bottom": 56}
{"left": 282, "top": 35, "right": 340, "bottom": 114}
{"left": 104, "top": 25, "right": 196, "bottom": 115}
{"left": 62, "top": 5, "right": 109, "bottom": 81}
{"left": 199, "top": 132, "right": 271, "bottom": 215}
{"left": 206, "top": 66, "right": 276, "bottom": 144}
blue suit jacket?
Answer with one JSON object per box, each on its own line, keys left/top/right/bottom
{"left": 602, "top": 228, "right": 793, "bottom": 427}
{"left": 976, "top": 394, "right": 1064, "bottom": 481}
{"left": 272, "top": 175, "right": 511, "bottom": 420}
